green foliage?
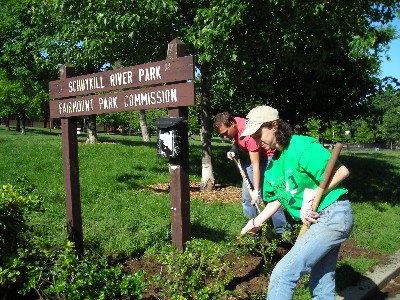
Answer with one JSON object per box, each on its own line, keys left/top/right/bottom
{"left": 154, "top": 239, "right": 234, "bottom": 299}
{"left": 0, "top": 176, "right": 147, "bottom": 299}
{"left": 370, "top": 82, "right": 400, "bottom": 144}
{"left": 352, "top": 119, "right": 375, "bottom": 144}
{"left": 19, "top": 241, "right": 146, "bottom": 300}
{"left": 382, "top": 106, "right": 400, "bottom": 142}
{"left": 20, "top": 0, "right": 399, "bottom": 128}
{"left": 0, "top": 177, "right": 44, "bottom": 261}
{"left": 0, "top": 128, "right": 400, "bottom": 298}
{"left": 95, "top": 108, "right": 169, "bottom": 134}
{"left": 236, "top": 222, "right": 299, "bottom": 272}
{"left": 0, "top": 1, "right": 54, "bottom": 125}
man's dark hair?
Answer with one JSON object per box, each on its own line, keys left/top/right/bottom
{"left": 213, "top": 112, "right": 236, "bottom": 130}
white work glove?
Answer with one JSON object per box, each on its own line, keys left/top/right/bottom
{"left": 240, "top": 218, "right": 262, "bottom": 237}
{"left": 251, "top": 190, "right": 263, "bottom": 206}
{"left": 300, "top": 188, "right": 320, "bottom": 224}
{"left": 227, "top": 144, "right": 239, "bottom": 160}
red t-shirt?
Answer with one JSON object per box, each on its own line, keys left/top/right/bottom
{"left": 234, "top": 117, "right": 274, "bottom": 157}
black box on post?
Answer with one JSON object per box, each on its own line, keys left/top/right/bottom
{"left": 154, "top": 116, "right": 184, "bottom": 158}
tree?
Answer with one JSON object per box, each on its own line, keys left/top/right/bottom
{"left": 178, "top": 1, "right": 400, "bottom": 189}
{"left": 382, "top": 107, "right": 400, "bottom": 148}
{"left": 30, "top": 0, "right": 179, "bottom": 143}
{"left": 24, "top": 0, "right": 400, "bottom": 190}
{"left": 353, "top": 118, "right": 376, "bottom": 145}
{"left": 370, "top": 79, "right": 400, "bottom": 148}
{"left": 0, "top": 70, "right": 19, "bottom": 130}
{"left": 0, "top": 0, "right": 56, "bottom": 133}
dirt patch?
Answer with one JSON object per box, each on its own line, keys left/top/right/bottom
{"left": 123, "top": 240, "right": 387, "bottom": 299}
{"left": 125, "top": 182, "right": 390, "bottom": 298}
{"left": 147, "top": 182, "right": 242, "bottom": 203}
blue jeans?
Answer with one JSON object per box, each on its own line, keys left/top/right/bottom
{"left": 242, "top": 157, "right": 289, "bottom": 235}
{"left": 267, "top": 199, "right": 354, "bottom": 300}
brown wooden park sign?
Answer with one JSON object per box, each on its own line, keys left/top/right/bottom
{"left": 49, "top": 39, "right": 194, "bottom": 254}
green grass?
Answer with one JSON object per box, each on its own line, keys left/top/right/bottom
{"left": 340, "top": 151, "right": 400, "bottom": 254}
{"left": 0, "top": 126, "right": 243, "bottom": 257}
{"left": 1, "top": 125, "right": 399, "bottom": 297}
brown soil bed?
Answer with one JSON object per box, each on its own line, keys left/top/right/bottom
{"left": 145, "top": 181, "right": 243, "bottom": 203}
{"left": 126, "top": 182, "right": 390, "bottom": 298}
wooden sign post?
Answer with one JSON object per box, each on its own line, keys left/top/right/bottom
{"left": 49, "top": 39, "right": 194, "bottom": 254}
{"left": 166, "top": 39, "right": 190, "bottom": 250}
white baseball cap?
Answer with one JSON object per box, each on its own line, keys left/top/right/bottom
{"left": 240, "top": 106, "right": 279, "bottom": 139}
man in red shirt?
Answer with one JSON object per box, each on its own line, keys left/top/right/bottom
{"left": 214, "top": 112, "right": 289, "bottom": 235}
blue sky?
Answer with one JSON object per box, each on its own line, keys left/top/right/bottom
{"left": 379, "top": 17, "right": 400, "bottom": 80}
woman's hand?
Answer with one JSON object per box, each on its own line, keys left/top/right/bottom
{"left": 240, "top": 218, "right": 262, "bottom": 237}
{"left": 300, "top": 188, "right": 320, "bottom": 224}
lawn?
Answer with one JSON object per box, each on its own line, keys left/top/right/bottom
{"left": 1, "top": 125, "right": 399, "bottom": 299}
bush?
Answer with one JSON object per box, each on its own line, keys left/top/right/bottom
{"left": 0, "top": 178, "right": 147, "bottom": 299}
{"left": 0, "top": 176, "right": 44, "bottom": 259}
{"left": 20, "top": 241, "right": 147, "bottom": 300}
{"left": 0, "top": 176, "right": 44, "bottom": 295}
{"left": 154, "top": 239, "right": 234, "bottom": 299}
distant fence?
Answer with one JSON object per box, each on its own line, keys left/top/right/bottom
{"left": 324, "top": 143, "right": 400, "bottom": 151}
{"left": 0, "top": 118, "right": 116, "bottom": 133}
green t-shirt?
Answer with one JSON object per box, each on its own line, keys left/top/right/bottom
{"left": 263, "top": 135, "right": 348, "bottom": 222}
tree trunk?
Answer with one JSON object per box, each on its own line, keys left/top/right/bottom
{"left": 85, "top": 114, "right": 97, "bottom": 144}
{"left": 5, "top": 116, "right": 10, "bottom": 130}
{"left": 199, "top": 68, "right": 215, "bottom": 191}
{"left": 139, "top": 110, "right": 150, "bottom": 142}
{"left": 21, "top": 117, "right": 26, "bottom": 135}
{"left": 16, "top": 117, "right": 21, "bottom": 132}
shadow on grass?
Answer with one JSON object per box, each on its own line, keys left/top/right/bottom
{"left": 336, "top": 264, "right": 363, "bottom": 292}
{"left": 340, "top": 152, "right": 400, "bottom": 207}
{"left": 335, "top": 264, "right": 389, "bottom": 299}
{"left": 191, "top": 221, "right": 228, "bottom": 242}
{"left": 22, "top": 127, "right": 62, "bottom": 136}
{"left": 109, "top": 138, "right": 158, "bottom": 148}
{"left": 115, "top": 173, "right": 148, "bottom": 189}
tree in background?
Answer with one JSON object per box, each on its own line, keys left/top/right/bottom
{"left": 1, "top": 0, "right": 399, "bottom": 188}
{"left": 174, "top": 0, "right": 400, "bottom": 189}
{"left": 353, "top": 118, "right": 376, "bottom": 146}
{"left": 370, "top": 78, "right": 400, "bottom": 148}
{"left": 30, "top": 0, "right": 179, "bottom": 143}
{"left": 0, "top": 0, "right": 56, "bottom": 134}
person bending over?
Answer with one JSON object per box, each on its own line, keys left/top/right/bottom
{"left": 214, "top": 112, "right": 289, "bottom": 235}
{"left": 240, "top": 105, "right": 353, "bottom": 300}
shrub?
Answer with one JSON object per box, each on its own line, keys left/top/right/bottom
{"left": 0, "top": 176, "right": 44, "bottom": 259}
{"left": 154, "top": 239, "right": 234, "bottom": 299}
{"left": 0, "top": 178, "right": 147, "bottom": 299}
{"left": 19, "top": 241, "right": 147, "bottom": 300}
{"left": 0, "top": 177, "right": 44, "bottom": 295}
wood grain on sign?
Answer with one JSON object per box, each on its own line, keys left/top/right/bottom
{"left": 49, "top": 56, "right": 194, "bottom": 99}
{"left": 49, "top": 82, "right": 194, "bottom": 118}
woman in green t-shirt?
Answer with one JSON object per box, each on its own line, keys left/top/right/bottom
{"left": 240, "top": 105, "right": 354, "bottom": 300}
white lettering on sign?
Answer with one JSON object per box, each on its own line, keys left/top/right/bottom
{"left": 123, "top": 88, "right": 177, "bottom": 108}
{"left": 138, "top": 66, "right": 161, "bottom": 82}
{"left": 58, "top": 99, "right": 94, "bottom": 115}
{"left": 98, "top": 96, "right": 118, "bottom": 110}
{"left": 68, "top": 76, "right": 105, "bottom": 93}
{"left": 110, "top": 71, "right": 133, "bottom": 87}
